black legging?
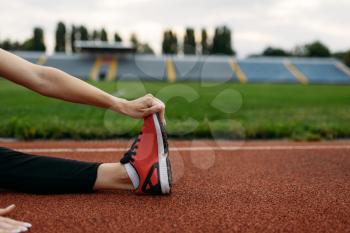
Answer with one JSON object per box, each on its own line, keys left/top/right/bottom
{"left": 0, "top": 147, "right": 101, "bottom": 194}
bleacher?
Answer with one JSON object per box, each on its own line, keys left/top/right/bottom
{"left": 44, "top": 53, "right": 94, "bottom": 80}
{"left": 291, "top": 58, "right": 350, "bottom": 84}
{"left": 172, "top": 56, "right": 203, "bottom": 81}
{"left": 172, "top": 56, "right": 238, "bottom": 82}
{"left": 16, "top": 52, "right": 350, "bottom": 84}
{"left": 238, "top": 58, "right": 297, "bottom": 83}
{"left": 202, "top": 57, "right": 239, "bottom": 82}
{"left": 14, "top": 51, "right": 43, "bottom": 65}
{"left": 118, "top": 56, "right": 166, "bottom": 81}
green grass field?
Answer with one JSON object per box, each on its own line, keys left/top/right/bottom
{"left": 1, "top": 79, "right": 350, "bottom": 140}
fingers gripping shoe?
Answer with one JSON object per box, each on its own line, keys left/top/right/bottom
{"left": 120, "top": 113, "right": 172, "bottom": 195}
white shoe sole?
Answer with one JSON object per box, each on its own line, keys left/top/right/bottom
{"left": 153, "top": 113, "right": 171, "bottom": 194}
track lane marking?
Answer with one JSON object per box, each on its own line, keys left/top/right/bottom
{"left": 13, "top": 145, "right": 350, "bottom": 153}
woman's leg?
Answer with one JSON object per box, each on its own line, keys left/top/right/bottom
{"left": 93, "top": 163, "right": 133, "bottom": 190}
{"left": 0, "top": 147, "right": 133, "bottom": 194}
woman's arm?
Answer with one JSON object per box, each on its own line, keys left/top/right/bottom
{"left": 0, "top": 49, "right": 165, "bottom": 123}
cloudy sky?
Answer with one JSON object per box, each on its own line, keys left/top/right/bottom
{"left": 0, "top": 0, "right": 349, "bottom": 57}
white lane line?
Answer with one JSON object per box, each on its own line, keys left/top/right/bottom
{"left": 12, "top": 145, "right": 350, "bottom": 153}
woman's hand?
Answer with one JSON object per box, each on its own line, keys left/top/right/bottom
{"left": 0, "top": 205, "right": 32, "bottom": 233}
{"left": 118, "top": 94, "right": 166, "bottom": 125}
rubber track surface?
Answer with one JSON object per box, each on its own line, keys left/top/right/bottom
{"left": 0, "top": 140, "right": 349, "bottom": 233}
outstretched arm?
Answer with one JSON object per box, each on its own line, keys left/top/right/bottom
{"left": 0, "top": 49, "right": 165, "bottom": 123}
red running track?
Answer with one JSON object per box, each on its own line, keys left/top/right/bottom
{"left": 0, "top": 140, "right": 350, "bottom": 233}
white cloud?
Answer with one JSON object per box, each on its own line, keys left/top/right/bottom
{"left": 0, "top": 0, "right": 349, "bottom": 57}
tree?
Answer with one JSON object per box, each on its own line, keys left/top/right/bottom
{"left": 304, "top": 41, "right": 331, "bottom": 57}
{"left": 201, "top": 29, "right": 209, "bottom": 54}
{"left": 138, "top": 43, "right": 154, "bottom": 54}
{"left": 21, "top": 38, "right": 34, "bottom": 51}
{"left": 291, "top": 45, "right": 307, "bottom": 57}
{"left": 13, "top": 41, "right": 20, "bottom": 50}
{"left": 101, "top": 28, "right": 108, "bottom": 41}
{"left": 183, "top": 28, "right": 196, "bottom": 54}
{"left": 114, "top": 32, "right": 122, "bottom": 42}
{"left": 79, "top": 26, "right": 89, "bottom": 41}
{"left": 129, "top": 34, "right": 154, "bottom": 54}
{"left": 162, "top": 30, "right": 178, "bottom": 54}
{"left": 262, "top": 46, "right": 290, "bottom": 56}
{"left": 0, "top": 40, "right": 11, "bottom": 50}
{"left": 70, "top": 25, "right": 77, "bottom": 53}
{"left": 92, "top": 30, "right": 100, "bottom": 41}
{"left": 344, "top": 50, "right": 350, "bottom": 67}
{"left": 130, "top": 33, "right": 139, "bottom": 48}
{"left": 333, "top": 51, "right": 346, "bottom": 60}
{"left": 54, "top": 22, "right": 66, "bottom": 52}
{"left": 333, "top": 50, "right": 350, "bottom": 67}
{"left": 21, "top": 27, "right": 46, "bottom": 51}
{"left": 211, "top": 25, "right": 234, "bottom": 55}
{"left": 33, "top": 27, "right": 46, "bottom": 51}
{"left": 0, "top": 39, "right": 20, "bottom": 51}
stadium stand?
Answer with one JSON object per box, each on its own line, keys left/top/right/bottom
{"left": 16, "top": 50, "right": 350, "bottom": 84}
{"left": 291, "top": 58, "right": 350, "bottom": 84}
{"left": 238, "top": 58, "right": 297, "bottom": 83}
{"left": 14, "top": 51, "right": 44, "bottom": 65}
{"left": 98, "top": 62, "right": 110, "bottom": 81}
{"left": 201, "top": 56, "right": 239, "bottom": 82}
{"left": 117, "top": 55, "right": 166, "bottom": 81}
{"left": 170, "top": 56, "right": 239, "bottom": 82}
{"left": 172, "top": 56, "right": 203, "bottom": 81}
{"left": 44, "top": 53, "right": 94, "bottom": 80}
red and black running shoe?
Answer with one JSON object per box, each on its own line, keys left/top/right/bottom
{"left": 120, "top": 113, "right": 172, "bottom": 194}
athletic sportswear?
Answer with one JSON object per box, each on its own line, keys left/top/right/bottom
{"left": 0, "top": 147, "right": 100, "bottom": 194}
{"left": 120, "top": 113, "right": 172, "bottom": 194}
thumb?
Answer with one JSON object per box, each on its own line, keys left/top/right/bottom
{"left": 0, "top": 204, "right": 15, "bottom": 216}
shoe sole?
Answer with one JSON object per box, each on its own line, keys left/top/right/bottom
{"left": 153, "top": 113, "right": 172, "bottom": 194}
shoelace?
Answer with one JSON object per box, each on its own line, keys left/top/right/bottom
{"left": 120, "top": 132, "right": 142, "bottom": 164}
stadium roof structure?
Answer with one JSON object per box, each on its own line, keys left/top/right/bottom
{"left": 74, "top": 40, "right": 136, "bottom": 54}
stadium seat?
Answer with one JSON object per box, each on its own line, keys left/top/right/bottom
{"left": 238, "top": 59, "right": 297, "bottom": 83}
{"left": 117, "top": 55, "right": 166, "bottom": 81}
{"left": 14, "top": 52, "right": 350, "bottom": 84}
{"left": 293, "top": 60, "right": 350, "bottom": 84}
